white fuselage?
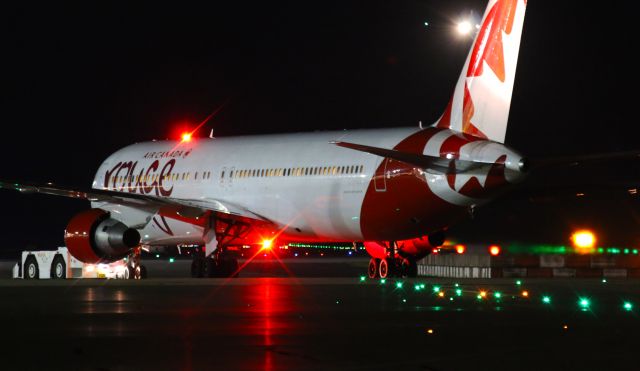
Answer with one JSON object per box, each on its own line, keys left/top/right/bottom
{"left": 91, "top": 127, "right": 524, "bottom": 247}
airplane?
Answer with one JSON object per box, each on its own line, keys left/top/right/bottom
{"left": 2, "top": 0, "right": 531, "bottom": 279}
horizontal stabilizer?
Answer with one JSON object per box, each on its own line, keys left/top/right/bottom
{"left": 330, "top": 141, "right": 495, "bottom": 174}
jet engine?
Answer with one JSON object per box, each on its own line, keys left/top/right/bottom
{"left": 64, "top": 209, "right": 140, "bottom": 263}
{"left": 364, "top": 231, "right": 445, "bottom": 260}
{"left": 397, "top": 231, "right": 445, "bottom": 258}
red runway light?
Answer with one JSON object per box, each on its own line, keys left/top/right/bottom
{"left": 261, "top": 239, "right": 273, "bottom": 250}
{"left": 489, "top": 245, "right": 501, "bottom": 256}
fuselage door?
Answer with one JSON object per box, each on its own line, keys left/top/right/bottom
{"left": 374, "top": 159, "right": 387, "bottom": 192}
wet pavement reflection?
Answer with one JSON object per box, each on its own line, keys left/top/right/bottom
{"left": 2, "top": 275, "right": 640, "bottom": 370}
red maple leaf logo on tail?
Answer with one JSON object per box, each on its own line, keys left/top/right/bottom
{"left": 467, "top": 0, "right": 519, "bottom": 82}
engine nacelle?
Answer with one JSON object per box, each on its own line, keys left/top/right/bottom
{"left": 364, "top": 231, "right": 445, "bottom": 260}
{"left": 64, "top": 209, "right": 141, "bottom": 263}
{"left": 397, "top": 232, "right": 444, "bottom": 259}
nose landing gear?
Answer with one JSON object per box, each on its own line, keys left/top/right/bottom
{"left": 191, "top": 246, "right": 239, "bottom": 278}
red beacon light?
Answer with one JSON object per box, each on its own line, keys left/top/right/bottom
{"left": 489, "top": 245, "right": 501, "bottom": 256}
{"left": 181, "top": 132, "right": 193, "bottom": 142}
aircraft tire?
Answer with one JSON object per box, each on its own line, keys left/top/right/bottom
{"left": 368, "top": 258, "right": 379, "bottom": 279}
{"left": 191, "top": 257, "right": 204, "bottom": 278}
{"left": 379, "top": 258, "right": 390, "bottom": 279}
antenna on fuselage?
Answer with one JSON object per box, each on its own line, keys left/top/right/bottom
{"left": 209, "top": 129, "right": 214, "bottom": 139}
{"left": 419, "top": 121, "right": 423, "bottom": 129}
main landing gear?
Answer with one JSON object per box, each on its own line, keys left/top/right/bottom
{"left": 125, "top": 247, "right": 147, "bottom": 279}
{"left": 191, "top": 247, "right": 239, "bottom": 278}
{"left": 367, "top": 242, "right": 417, "bottom": 279}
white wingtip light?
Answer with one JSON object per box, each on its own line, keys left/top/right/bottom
{"left": 456, "top": 20, "right": 473, "bottom": 35}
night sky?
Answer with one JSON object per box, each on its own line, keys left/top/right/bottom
{"left": 2, "top": 1, "right": 639, "bottom": 254}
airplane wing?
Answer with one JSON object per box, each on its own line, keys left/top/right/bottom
{"left": 0, "top": 179, "right": 273, "bottom": 225}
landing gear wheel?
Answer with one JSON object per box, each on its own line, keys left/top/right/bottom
{"left": 402, "top": 259, "right": 418, "bottom": 278}
{"left": 139, "top": 265, "right": 147, "bottom": 279}
{"left": 227, "top": 258, "right": 239, "bottom": 278}
{"left": 24, "top": 256, "right": 39, "bottom": 280}
{"left": 134, "top": 265, "right": 142, "bottom": 279}
{"left": 379, "top": 258, "right": 390, "bottom": 279}
{"left": 191, "top": 256, "right": 204, "bottom": 278}
{"left": 51, "top": 255, "right": 66, "bottom": 279}
{"left": 368, "top": 258, "right": 380, "bottom": 279}
{"left": 205, "top": 256, "right": 221, "bottom": 278}
{"left": 125, "top": 265, "right": 135, "bottom": 279}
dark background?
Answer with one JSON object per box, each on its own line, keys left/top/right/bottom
{"left": 2, "top": 1, "right": 638, "bottom": 254}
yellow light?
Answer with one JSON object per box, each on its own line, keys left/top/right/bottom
{"left": 261, "top": 239, "right": 273, "bottom": 250}
{"left": 438, "top": 291, "right": 445, "bottom": 298}
{"left": 563, "top": 325, "right": 568, "bottom": 330}
{"left": 427, "top": 329, "right": 434, "bottom": 334}
{"left": 455, "top": 244, "right": 466, "bottom": 254}
{"left": 522, "top": 290, "right": 529, "bottom": 298}
{"left": 479, "top": 291, "right": 487, "bottom": 298}
{"left": 181, "top": 132, "right": 192, "bottom": 142}
{"left": 571, "top": 230, "right": 596, "bottom": 249}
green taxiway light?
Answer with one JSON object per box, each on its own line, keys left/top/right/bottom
{"left": 380, "top": 279, "right": 386, "bottom": 284}
{"left": 169, "top": 257, "right": 175, "bottom": 263}
{"left": 516, "top": 280, "right": 522, "bottom": 286}
{"left": 602, "top": 278, "right": 607, "bottom": 283}
{"left": 359, "top": 276, "right": 366, "bottom": 282}
{"left": 542, "top": 296, "right": 551, "bottom": 304}
{"left": 494, "top": 292, "right": 502, "bottom": 299}
{"left": 414, "top": 285, "right": 421, "bottom": 291}
{"left": 454, "top": 283, "right": 460, "bottom": 287}
{"left": 155, "top": 254, "right": 160, "bottom": 258}
{"left": 433, "top": 286, "right": 441, "bottom": 293}
{"left": 579, "top": 298, "right": 591, "bottom": 309}
{"left": 624, "top": 302, "right": 633, "bottom": 311}
{"left": 455, "top": 289, "right": 463, "bottom": 296}
{"left": 420, "top": 284, "right": 426, "bottom": 289}
{"left": 396, "top": 282, "right": 404, "bottom": 289}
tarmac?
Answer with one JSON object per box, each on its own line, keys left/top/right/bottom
{"left": 1, "top": 258, "right": 640, "bottom": 370}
